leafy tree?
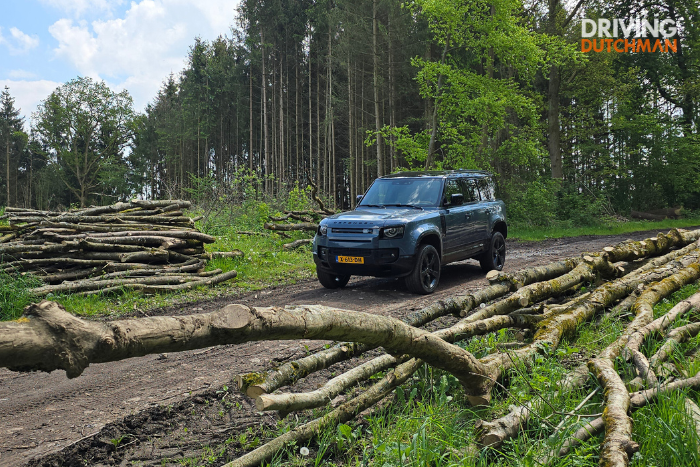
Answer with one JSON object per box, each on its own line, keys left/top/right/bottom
{"left": 0, "top": 86, "right": 27, "bottom": 207}
{"left": 33, "top": 77, "right": 136, "bottom": 207}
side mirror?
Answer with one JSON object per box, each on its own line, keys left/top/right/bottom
{"left": 356, "top": 195, "right": 363, "bottom": 205}
{"left": 450, "top": 193, "right": 464, "bottom": 206}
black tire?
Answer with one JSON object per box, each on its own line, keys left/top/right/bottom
{"left": 479, "top": 231, "right": 506, "bottom": 272}
{"left": 317, "top": 269, "right": 351, "bottom": 289}
{"left": 405, "top": 244, "right": 441, "bottom": 294}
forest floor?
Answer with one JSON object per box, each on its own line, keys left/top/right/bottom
{"left": 1, "top": 227, "right": 698, "bottom": 467}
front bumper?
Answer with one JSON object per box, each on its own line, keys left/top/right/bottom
{"left": 314, "top": 246, "right": 416, "bottom": 277}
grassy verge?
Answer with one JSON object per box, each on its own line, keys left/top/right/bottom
{"left": 510, "top": 218, "right": 700, "bottom": 241}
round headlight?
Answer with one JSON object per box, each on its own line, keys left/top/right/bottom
{"left": 319, "top": 224, "right": 328, "bottom": 235}
{"left": 383, "top": 226, "right": 404, "bottom": 238}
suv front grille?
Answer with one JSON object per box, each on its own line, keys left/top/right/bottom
{"left": 331, "top": 227, "right": 375, "bottom": 234}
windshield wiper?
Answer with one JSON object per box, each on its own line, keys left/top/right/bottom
{"left": 383, "top": 204, "right": 424, "bottom": 210}
{"left": 360, "top": 204, "right": 386, "bottom": 208}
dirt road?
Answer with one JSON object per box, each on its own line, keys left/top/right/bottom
{"left": 0, "top": 229, "right": 690, "bottom": 466}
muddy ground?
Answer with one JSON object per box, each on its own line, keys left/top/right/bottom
{"left": 0, "top": 229, "right": 694, "bottom": 466}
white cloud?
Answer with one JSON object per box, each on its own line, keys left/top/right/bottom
{"left": 8, "top": 70, "right": 38, "bottom": 80}
{"left": 0, "top": 27, "right": 40, "bottom": 55}
{"left": 39, "top": 0, "right": 125, "bottom": 17}
{"left": 0, "top": 79, "right": 62, "bottom": 125}
{"left": 48, "top": 0, "right": 238, "bottom": 112}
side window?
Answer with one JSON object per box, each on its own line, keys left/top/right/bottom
{"left": 476, "top": 178, "right": 495, "bottom": 201}
{"left": 442, "top": 179, "right": 461, "bottom": 205}
{"left": 459, "top": 179, "right": 479, "bottom": 203}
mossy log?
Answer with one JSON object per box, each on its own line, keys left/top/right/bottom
{"left": 263, "top": 222, "right": 318, "bottom": 232}
{"left": 475, "top": 252, "right": 700, "bottom": 448}
{"left": 282, "top": 238, "right": 313, "bottom": 249}
{"left": 624, "top": 292, "right": 700, "bottom": 387}
{"left": 649, "top": 321, "right": 700, "bottom": 371}
{"left": 589, "top": 358, "right": 638, "bottom": 467}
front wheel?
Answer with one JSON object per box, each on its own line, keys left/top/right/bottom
{"left": 405, "top": 244, "right": 441, "bottom": 294}
{"left": 317, "top": 270, "right": 351, "bottom": 289}
{"left": 479, "top": 231, "right": 506, "bottom": 272}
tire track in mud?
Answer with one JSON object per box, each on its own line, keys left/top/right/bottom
{"left": 2, "top": 228, "right": 695, "bottom": 466}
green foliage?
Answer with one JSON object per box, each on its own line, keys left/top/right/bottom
{"left": 32, "top": 77, "right": 137, "bottom": 207}
{"left": 0, "top": 271, "right": 41, "bottom": 321}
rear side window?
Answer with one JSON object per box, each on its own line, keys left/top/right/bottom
{"left": 476, "top": 177, "right": 496, "bottom": 201}
{"left": 459, "top": 179, "right": 480, "bottom": 202}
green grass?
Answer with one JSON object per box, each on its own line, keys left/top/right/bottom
{"left": 0, "top": 270, "right": 43, "bottom": 320}
{"left": 510, "top": 218, "right": 700, "bottom": 241}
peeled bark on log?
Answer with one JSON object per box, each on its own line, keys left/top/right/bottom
{"left": 282, "top": 238, "right": 313, "bottom": 249}
{"left": 263, "top": 222, "right": 318, "bottom": 232}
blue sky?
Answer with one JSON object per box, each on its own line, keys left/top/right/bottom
{"left": 0, "top": 0, "right": 240, "bottom": 123}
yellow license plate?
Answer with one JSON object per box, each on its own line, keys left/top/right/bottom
{"left": 337, "top": 255, "right": 364, "bottom": 264}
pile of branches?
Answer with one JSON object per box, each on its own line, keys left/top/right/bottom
{"left": 263, "top": 179, "right": 336, "bottom": 249}
{"left": 3, "top": 229, "right": 700, "bottom": 467}
{"left": 0, "top": 200, "right": 237, "bottom": 295}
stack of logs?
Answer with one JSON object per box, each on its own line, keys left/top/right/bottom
{"left": 0, "top": 200, "right": 237, "bottom": 296}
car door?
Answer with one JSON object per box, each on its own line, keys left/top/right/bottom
{"left": 441, "top": 179, "right": 471, "bottom": 260}
{"left": 463, "top": 178, "right": 489, "bottom": 243}
{"left": 473, "top": 177, "right": 496, "bottom": 241}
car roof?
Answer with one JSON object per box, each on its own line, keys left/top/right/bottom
{"left": 380, "top": 169, "right": 492, "bottom": 179}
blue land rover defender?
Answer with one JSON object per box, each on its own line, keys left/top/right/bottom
{"left": 313, "top": 170, "right": 507, "bottom": 294}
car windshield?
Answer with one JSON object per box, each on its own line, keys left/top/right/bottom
{"left": 359, "top": 178, "right": 443, "bottom": 208}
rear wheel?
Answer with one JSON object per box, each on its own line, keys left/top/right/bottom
{"left": 479, "top": 231, "right": 506, "bottom": 272}
{"left": 405, "top": 244, "right": 441, "bottom": 294}
{"left": 317, "top": 270, "right": 351, "bottom": 289}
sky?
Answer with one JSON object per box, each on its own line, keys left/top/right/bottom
{"left": 0, "top": 0, "right": 240, "bottom": 124}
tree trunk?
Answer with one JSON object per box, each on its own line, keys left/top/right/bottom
{"left": 372, "top": 0, "right": 383, "bottom": 177}
{"left": 261, "top": 29, "right": 270, "bottom": 194}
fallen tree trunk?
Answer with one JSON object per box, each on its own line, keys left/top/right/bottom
{"left": 263, "top": 222, "right": 318, "bottom": 232}
{"left": 0, "top": 302, "right": 491, "bottom": 396}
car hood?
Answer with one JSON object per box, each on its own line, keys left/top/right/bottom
{"left": 325, "top": 208, "right": 428, "bottom": 225}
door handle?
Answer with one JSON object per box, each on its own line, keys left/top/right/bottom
{"left": 465, "top": 213, "right": 472, "bottom": 219}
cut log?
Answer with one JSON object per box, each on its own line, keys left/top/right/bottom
{"left": 263, "top": 222, "right": 318, "bottom": 232}
{"left": 282, "top": 238, "right": 313, "bottom": 249}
